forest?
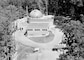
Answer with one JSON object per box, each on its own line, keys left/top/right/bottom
{"left": 0, "top": 0, "right": 84, "bottom": 60}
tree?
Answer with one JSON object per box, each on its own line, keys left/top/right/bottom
{"left": 55, "top": 17, "right": 84, "bottom": 60}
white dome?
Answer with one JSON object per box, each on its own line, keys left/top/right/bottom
{"left": 30, "top": 9, "right": 43, "bottom": 18}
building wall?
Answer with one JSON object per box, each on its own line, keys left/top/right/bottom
{"left": 27, "top": 28, "right": 49, "bottom": 36}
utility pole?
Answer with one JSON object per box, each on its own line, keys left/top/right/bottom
{"left": 45, "top": 0, "right": 48, "bottom": 15}
{"left": 26, "top": 6, "right": 29, "bottom": 16}
{"left": 26, "top": 6, "right": 30, "bottom": 23}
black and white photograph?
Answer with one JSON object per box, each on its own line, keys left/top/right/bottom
{"left": 0, "top": 0, "right": 84, "bottom": 60}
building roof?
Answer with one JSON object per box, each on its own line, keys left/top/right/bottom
{"left": 30, "top": 9, "right": 43, "bottom": 18}
{"left": 27, "top": 23, "right": 49, "bottom": 29}
{"left": 29, "top": 18, "right": 53, "bottom": 23}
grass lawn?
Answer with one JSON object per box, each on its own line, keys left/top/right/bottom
{"left": 29, "top": 31, "right": 54, "bottom": 43}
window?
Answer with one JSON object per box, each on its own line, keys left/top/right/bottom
{"left": 42, "top": 29, "right": 47, "bottom": 31}
{"left": 35, "top": 29, "right": 40, "bottom": 31}
{"left": 27, "top": 29, "right": 33, "bottom": 31}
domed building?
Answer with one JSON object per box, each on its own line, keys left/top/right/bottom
{"left": 24, "top": 9, "right": 55, "bottom": 37}
{"left": 29, "top": 9, "right": 43, "bottom": 18}
{"left": 13, "top": 9, "right": 55, "bottom": 37}
{"left": 12, "top": 9, "right": 66, "bottom": 60}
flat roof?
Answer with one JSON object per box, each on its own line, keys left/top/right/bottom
{"left": 29, "top": 18, "right": 53, "bottom": 23}
{"left": 27, "top": 23, "right": 49, "bottom": 29}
